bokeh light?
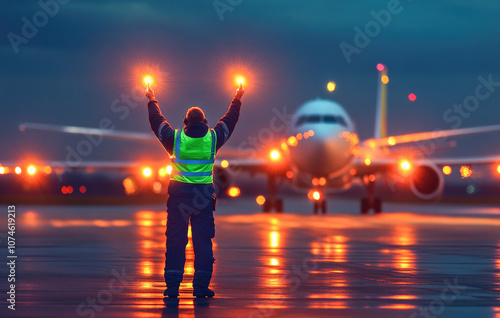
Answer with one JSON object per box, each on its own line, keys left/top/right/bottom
{"left": 408, "top": 93, "right": 417, "bottom": 102}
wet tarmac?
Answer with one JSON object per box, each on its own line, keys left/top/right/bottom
{"left": 1, "top": 198, "right": 499, "bottom": 317}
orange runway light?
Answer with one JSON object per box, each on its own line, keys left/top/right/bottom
{"left": 142, "top": 167, "right": 152, "bottom": 177}
{"left": 442, "top": 165, "right": 452, "bottom": 175}
{"left": 460, "top": 166, "right": 472, "bottom": 178}
{"left": 228, "top": 186, "right": 240, "bottom": 197}
{"left": 221, "top": 160, "right": 229, "bottom": 168}
{"left": 401, "top": 161, "right": 411, "bottom": 171}
{"left": 15, "top": 166, "right": 22, "bottom": 174}
{"left": 327, "top": 81, "right": 336, "bottom": 92}
{"left": 256, "top": 195, "right": 266, "bottom": 205}
{"left": 270, "top": 150, "right": 280, "bottom": 161}
{"left": 27, "top": 165, "right": 36, "bottom": 175}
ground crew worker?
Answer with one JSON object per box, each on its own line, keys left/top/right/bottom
{"left": 145, "top": 83, "right": 244, "bottom": 298}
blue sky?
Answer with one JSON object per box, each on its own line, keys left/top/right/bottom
{"left": 1, "top": 0, "right": 500, "bottom": 162}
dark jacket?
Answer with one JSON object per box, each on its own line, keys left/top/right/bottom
{"left": 148, "top": 98, "right": 241, "bottom": 197}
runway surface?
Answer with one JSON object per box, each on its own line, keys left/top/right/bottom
{"left": 1, "top": 198, "right": 499, "bottom": 317}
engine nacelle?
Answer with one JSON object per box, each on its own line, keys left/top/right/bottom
{"left": 409, "top": 162, "right": 444, "bottom": 200}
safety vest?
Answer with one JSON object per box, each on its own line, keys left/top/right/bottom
{"left": 170, "top": 129, "right": 216, "bottom": 184}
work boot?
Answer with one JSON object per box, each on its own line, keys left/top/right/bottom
{"left": 193, "top": 286, "right": 215, "bottom": 298}
{"left": 163, "top": 285, "right": 179, "bottom": 298}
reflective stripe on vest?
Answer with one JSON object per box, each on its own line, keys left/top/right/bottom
{"left": 170, "top": 128, "right": 216, "bottom": 184}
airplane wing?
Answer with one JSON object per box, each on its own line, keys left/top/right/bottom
{"left": 19, "top": 122, "right": 154, "bottom": 142}
{"left": 362, "top": 124, "right": 500, "bottom": 148}
{"left": 352, "top": 155, "right": 500, "bottom": 176}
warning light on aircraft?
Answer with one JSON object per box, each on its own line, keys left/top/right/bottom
{"left": 15, "top": 166, "right": 22, "bottom": 175}
{"left": 376, "top": 63, "right": 385, "bottom": 72}
{"left": 408, "top": 93, "right": 417, "bottom": 102}
{"left": 327, "top": 81, "right": 336, "bottom": 92}
{"left": 270, "top": 150, "right": 280, "bottom": 161}
{"left": 460, "top": 166, "right": 472, "bottom": 178}
{"left": 142, "top": 167, "right": 152, "bottom": 177}
{"left": 256, "top": 195, "right": 266, "bottom": 205}
{"left": 442, "top": 165, "right": 452, "bottom": 175}
{"left": 381, "top": 75, "right": 389, "bottom": 84}
{"left": 27, "top": 165, "right": 36, "bottom": 175}
{"left": 221, "top": 160, "right": 229, "bottom": 168}
{"left": 401, "top": 161, "right": 411, "bottom": 171}
{"left": 228, "top": 186, "right": 241, "bottom": 197}
{"left": 312, "top": 191, "right": 321, "bottom": 201}
{"left": 388, "top": 137, "right": 396, "bottom": 146}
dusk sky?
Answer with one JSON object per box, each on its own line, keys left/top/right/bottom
{"left": 2, "top": 0, "right": 500, "bottom": 163}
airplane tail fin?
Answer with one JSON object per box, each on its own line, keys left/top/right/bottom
{"left": 374, "top": 64, "right": 388, "bottom": 139}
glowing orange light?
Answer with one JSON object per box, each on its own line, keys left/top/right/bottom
{"left": 364, "top": 158, "right": 371, "bottom": 166}
{"left": 256, "top": 195, "right": 266, "bottom": 205}
{"left": 15, "top": 166, "right": 22, "bottom": 174}
{"left": 381, "top": 75, "right": 389, "bottom": 84}
{"left": 123, "top": 177, "right": 137, "bottom": 195}
{"left": 270, "top": 150, "right": 280, "bottom": 161}
{"left": 377, "top": 63, "right": 385, "bottom": 72}
{"left": 350, "top": 168, "right": 357, "bottom": 176}
{"left": 0, "top": 167, "right": 5, "bottom": 175}
{"left": 312, "top": 178, "right": 319, "bottom": 186}
{"left": 221, "top": 160, "right": 229, "bottom": 168}
{"left": 327, "top": 81, "right": 336, "bottom": 92}
{"left": 442, "top": 165, "right": 452, "bottom": 175}
{"left": 388, "top": 137, "right": 396, "bottom": 146}
{"left": 228, "top": 186, "right": 240, "bottom": 197}
{"left": 303, "top": 132, "right": 309, "bottom": 139}
{"left": 144, "top": 76, "right": 153, "bottom": 85}
{"left": 270, "top": 258, "right": 279, "bottom": 266}
{"left": 67, "top": 186, "right": 73, "bottom": 194}
{"left": 496, "top": 164, "right": 500, "bottom": 174}
{"left": 236, "top": 77, "right": 244, "bottom": 84}
{"left": 287, "top": 136, "right": 298, "bottom": 147}
{"left": 319, "top": 177, "right": 326, "bottom": 186}
{"left": 142, "top": 167, "right": 152, "bottom": 177}
{"left": 296, "top": 133, "right": 303, "bottom": 140}
{"left": 401, "top": 161, "right": 411, "bottom": 171}
{"left": 158, "top": 168, "right": 167, "bottom": 177}
{"left": 312, "top": 191, "right": 321, "bottom": 201}
{"left": 368, "top": 174, "right": 376, "bottom": 182}
{"left": 79, "top": 186, "right": 87, "bottom": 194}
{"left": 286, "top": 171, "right": 293, "bottom": 179}
{"left": 308, "top": 130, "right": 314, "bottom": 136}
{"left": 460, "top": 166, "right": 472, "bottom": 178}
{"left": 408, "top": 93, "right": 417, "bottom": 102}
{"left": 43, "top": 166, "right": 52, "bottom": 174}
{"left": 27, "top": 165, "right": 36, "bottom": 175}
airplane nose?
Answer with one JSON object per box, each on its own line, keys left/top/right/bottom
{"left": 289, "top": 127, "right": 352, "bottom": 176}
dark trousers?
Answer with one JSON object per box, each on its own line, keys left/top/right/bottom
{"left": 164, "top": 195, "right": 215, "bottom": 289}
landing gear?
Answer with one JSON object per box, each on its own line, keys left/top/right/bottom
{"left": 360, "top": 177, "right": 382, "bottom": 214}
{"left": 313, "top": 199, "right": 327, "bottom": 214}
{"left": 262, "top": 174, "right": 283, "bottom": 213}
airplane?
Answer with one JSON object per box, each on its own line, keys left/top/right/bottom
{"left": 13, "top": 64, "right": 500, "bottom": 214}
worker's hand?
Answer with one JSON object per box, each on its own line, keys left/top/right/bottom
{"left": 145, "top": 86, "right": 156, "bottom": 101}
{"left": 235, "top": 83, "right": 244, "bottom": 100}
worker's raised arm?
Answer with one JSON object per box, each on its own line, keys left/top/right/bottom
{"left": 213, "top": 83, "right": 244, "bottom": 151}
{"left": 146, "top": 87, "right": 175, "bottom": 155}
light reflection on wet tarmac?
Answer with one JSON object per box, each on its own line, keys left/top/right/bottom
{"left": 0, "top": 200, "right": 499, "bottom": 317}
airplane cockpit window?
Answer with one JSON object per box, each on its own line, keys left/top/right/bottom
{"left": 295, "top": 115, "right": 347, "bottom": 127}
